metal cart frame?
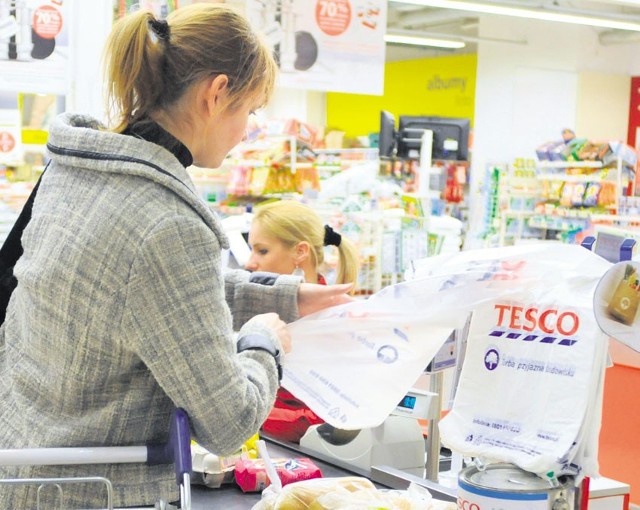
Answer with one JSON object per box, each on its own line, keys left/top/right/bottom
{"left": 0, "top": 408, "right": 192, "bottom": 510}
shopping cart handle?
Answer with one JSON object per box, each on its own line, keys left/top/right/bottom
{"left": 147, "top": 408, "right": 192, "bottom": 485}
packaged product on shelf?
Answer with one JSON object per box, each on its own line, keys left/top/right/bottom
{"left": 293, "top": 167, "right": 320, "bottom": 194}
{"left": 577, "top": 140, "right": 611, "bottom": 161}
{"left": 577, "top": 141, "right": 599, "bottom": 160}
{"left": 536, "top": 140, "right": 564, "bottom": 161}
{"left": 249, "top": 166, "right": 271, "bottom": 196}
{"left": 607, "top": 141, "right": 637, "bottom": 168}
{"left": 543, "top": 179, "right": 564, "bottom": 201}
{"left": 582, "top": 182, "right": 601, "bottom": 207}
{"left": 560, "top": 137, "right": 587, "bottom": 161}
{"left": 597, "top": 181, "right": 617, "bottom": 208}
{"left": 227, "top": 165, "right": 253, "bottom": 196}
{"left": 285, "top": 119, "right": 318, "bottom": 147}
{"left": 559, "top": 183, "right": 576, "bottom": 207}
{"left": 549, "top": 141, "right": 568, "bottom": 161}
{"left": 570, "top": 182, "right": 587, "bottom": 206}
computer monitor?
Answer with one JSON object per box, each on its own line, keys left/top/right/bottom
{"left": 378, "top": 110, "right": 397, "bottom": 158}
{"left": 397, "top": 115, "right": 470, "bottom": 161}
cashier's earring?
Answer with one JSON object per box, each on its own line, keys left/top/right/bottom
{"left": 292, "top": 265, "right": 305, "bottom": 278}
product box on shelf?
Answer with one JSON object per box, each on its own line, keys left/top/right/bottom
{"left": 607, "top": 141, "right": 637, "bottom": 168}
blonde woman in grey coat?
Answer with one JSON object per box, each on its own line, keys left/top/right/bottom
{"left": 0, "top": 4, "right": 352, "bottom": 508}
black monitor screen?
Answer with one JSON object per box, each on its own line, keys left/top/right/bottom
{"left": 397, "top": 115, "right": 470, "bottom": 161}
{"left": 378, "top": 110, "right": 397, "bottom": 158}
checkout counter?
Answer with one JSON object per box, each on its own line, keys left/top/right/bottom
{"left": 188, "top": 343, "right": 462, "bottom": 510}
{"left": 187, "top": 305, "right": 632, "bottom": 510}
{"left": 189, "top": 435, "right": 457, "bottom": 510}
{"left": 188, "top": 412, "right": 630, "bottom": 510}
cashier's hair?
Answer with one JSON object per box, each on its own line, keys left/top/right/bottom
{"left": 103, "top": 3, "right": 277, "bottom": 133}
{"left": 253, "top": 201, "right": 359, "bottom": 292}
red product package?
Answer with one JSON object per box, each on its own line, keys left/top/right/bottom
{"left": 234, "top": 457, "right": 322, "bottom": 493}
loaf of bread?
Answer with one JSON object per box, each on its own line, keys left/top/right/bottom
{"left": 252, "top": 476, "right": 457, "bottom": 510}
{"left": 270, "top": 477, "right": 375, "bottom": 510}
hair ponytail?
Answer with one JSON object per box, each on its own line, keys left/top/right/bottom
{"left": 104, "top": 10, "right": 167, "bottom": 132}
{"left": 103, "top": 4, "right": 277, "bottom": 133}
{"left": 334, "top": 236, "right": 358, "bottom": 293}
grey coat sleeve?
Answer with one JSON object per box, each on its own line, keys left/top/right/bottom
{"left": 121, "top": 216, "right": 282, "bottom": 456}
{"left": 223, "top": 269, "right": 301, "bottom": 329}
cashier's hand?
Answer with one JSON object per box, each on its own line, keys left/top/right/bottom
{"left": 297, "top": 282, "right": 355, "bottom": 317}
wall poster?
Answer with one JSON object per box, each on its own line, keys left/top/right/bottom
{"left": 115, "top": 0, "right": 178, "bottom": 20}
{"left": 0, "top": 0, "right": 69, "bottom": 95}
{"left": 246, "top": 0, "right": 387, "bottom": 95}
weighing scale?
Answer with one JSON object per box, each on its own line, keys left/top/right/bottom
{"left": 299, "top": 388, "right": 438, "bottom": 473}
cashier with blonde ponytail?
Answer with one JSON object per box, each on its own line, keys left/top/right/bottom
{"left": 0, "top": 4, "right": 352, "bottom": 509}
{"left": 246, "top": 200, "right": 359, "bottom": 290}
{"left": 246, "top": 199, "right": 359, "bottom": 442}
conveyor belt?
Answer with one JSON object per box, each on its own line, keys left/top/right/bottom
{"left": 189, "top": 437, "right": 457, "bottom": 509}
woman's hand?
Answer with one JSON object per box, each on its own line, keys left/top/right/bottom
{"left": 297, "top": 282, "right": 355, "bottom": 317}
{"left": 252, "top": 312, "right": 292, "bottom": 353}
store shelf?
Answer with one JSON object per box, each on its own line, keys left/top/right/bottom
{"left": 537, "top": 160, "right": 603, "bottom": 168}
{"left": 591, "top": 214, "right": 640, "bottom": 224}
{"left": 502, "top": 209, "right": 537, "bottom": 217}
{"left": 494, "top": 149, "right": 638, "bottom": 246}
{"left": 527, "top": 214, "right": 590, "bottom": 231}
{"left": 536, "top": 173, "right": 607, "bottom": 182}
{"left": 507, "top": 189, "right": 539, "bottom": 197}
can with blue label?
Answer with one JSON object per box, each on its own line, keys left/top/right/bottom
{"left": 458, "top": 464, "right": 574, "bottom": 510}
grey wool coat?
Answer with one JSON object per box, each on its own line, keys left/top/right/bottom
{"left": 0, "top": 113, "right": 301, "bottom": 508}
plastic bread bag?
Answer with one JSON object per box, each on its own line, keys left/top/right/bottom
{"left": 252, "top": 477, "right": 456, "bottom": 510}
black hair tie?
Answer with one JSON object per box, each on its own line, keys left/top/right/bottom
{"left": 149, "top": 18, "right": 170, "bottom": 41}
{"left": 324, "top": 225, "right": 342, "bottom": 247}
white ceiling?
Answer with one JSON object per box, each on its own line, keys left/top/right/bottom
{"left": 385, "top": 0, "right": 640, "bottom": 61}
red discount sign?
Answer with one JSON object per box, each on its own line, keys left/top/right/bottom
{"left": 0, "top": 132, "right": 16, "bottom": 153}
{"left": 32, "top": 4, "right": 63, "bottom": 40}
{"left": 315, "top": 0, "right": 351, "bottom": 36}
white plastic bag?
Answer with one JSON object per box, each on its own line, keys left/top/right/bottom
{"left": 284, "top": 242, "right": 611, "bottom": 479}
{"left": 412, "top": 243, "right": 611, "bottom": 479}
{"left": 284, "top": 290, "right": 460, "bottom": 429}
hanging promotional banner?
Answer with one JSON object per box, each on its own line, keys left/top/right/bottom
{"left": 0, "top": 0, "right": 69, "bottom": 95}
{"left": 115, "top": 0, "right": 179, "bottom": 20}
{"left": 246, "top": 0, "right": 387, "bottom": 95}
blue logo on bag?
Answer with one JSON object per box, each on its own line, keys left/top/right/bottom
{"left": 489, "top": 329, "right": 577, "bottom": 346}
{"left": 377, "top": 345, "right": 398, "bottom": 363}
{"left": 484, "top": 348, "right": 499, "bottom": 370}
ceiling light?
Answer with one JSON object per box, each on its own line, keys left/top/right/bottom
{"left": 391, "top": 0, "right": 640, "bottom": 32}
{"left": 384, "top": 33, "right": 466, "bottom": 48}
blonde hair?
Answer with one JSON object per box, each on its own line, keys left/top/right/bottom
{"left": 104, "top": 4, "right": 277, "bottom": 132}
{"left": 253, "top": 200, "right": 359, "bottom": 291}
